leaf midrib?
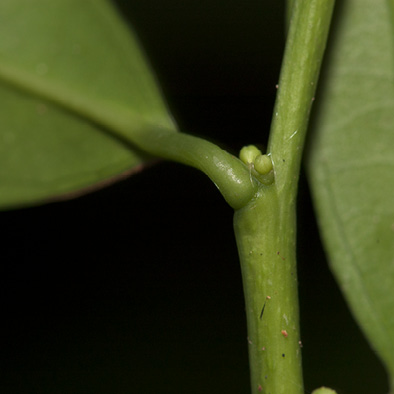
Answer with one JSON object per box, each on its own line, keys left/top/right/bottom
{"left": 0, "top": 60, "right": 155, "bottom": 142}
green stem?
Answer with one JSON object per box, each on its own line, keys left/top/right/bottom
{"left": 128, "top": 127, "right": 260, "bottom": 210}
{"left": 233, "top": 1, "right": 335, "bottom": 393}
{"left": 285, "top": 0, "right": 295, "bottom": 31}
{"left": 268, "top": 0, "right": 335, "bottom": 196}
{"left": 234, "top": 187, "right": 301, "bottom": 394}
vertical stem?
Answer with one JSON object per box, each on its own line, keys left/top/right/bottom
{"left": 234, "top": 186, "right": 302, "bottom": 394}
{"left": 233, "top": 1, "right": 335, "bottom": 393}
{"left": 268, "top": 0, "right": 335, "bottom": 196}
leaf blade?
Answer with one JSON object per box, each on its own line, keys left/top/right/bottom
{"left": 0, "top": 0, "right": 176, "bottom": 208}
{"left": 0, "top": 82, "right": 151, "bottom": 208}
{"left": 307, "top": 0, "right": 394, "bottom": 383}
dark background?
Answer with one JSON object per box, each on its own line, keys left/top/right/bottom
{"left": 1, "top": 1, "right": 388, "bottom": 393}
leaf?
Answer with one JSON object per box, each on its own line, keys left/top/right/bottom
{"left": 0, "top": 0, "right": 177, "bottom": 209}
{"left": 307, "top": 0, "right": 394, "bottom": 384}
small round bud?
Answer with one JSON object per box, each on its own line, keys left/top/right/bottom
{"left": 311, "top": 387, "right": 338, "bottom": 394}
{"left": 239, "top": 145, "right": 262, "bottom": 165}
{"left": 254, "top": 154, "right": 273, "bottom": 175}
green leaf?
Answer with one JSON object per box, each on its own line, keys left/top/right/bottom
{"left": 0, "top": 0, "right": 177, "bottom": 209}
{"left": 307, "top": 0, "right": 394, "bottom": 385}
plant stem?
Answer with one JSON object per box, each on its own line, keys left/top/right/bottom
{"left": 268, "top": 0, "right": 335, "bottom": 195}
{"left": 233, "top": 1, "right": 335, "bottom": 393}
{"left": 234, "top": 186, "right": 302, "bottom": 394}
{"left": 128, "top": 127, "right": 259, "bottom": 210}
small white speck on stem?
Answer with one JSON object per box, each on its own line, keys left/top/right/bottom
{"left": 289, "top": 130, "right": 298, "bottom": 140}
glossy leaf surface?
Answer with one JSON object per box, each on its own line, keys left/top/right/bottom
{"left": 307, "top": 0, "right": 394, "bottom": 383}
{"left": 0, "top": 0, "right": 176, "bottom": 209}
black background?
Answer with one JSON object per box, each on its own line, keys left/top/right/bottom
{"left": 1, "top": 1, "right": 389, "bottom": 393}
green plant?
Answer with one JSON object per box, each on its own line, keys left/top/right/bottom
{"left": 1, "top": 0, "right": 393, "bottom": 393}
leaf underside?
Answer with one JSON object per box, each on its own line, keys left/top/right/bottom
{"left": 307, "top": 0, "right": 394, "bottom": 384}
{"left": 0, "top": 0, "right": 177, "bottom": 209}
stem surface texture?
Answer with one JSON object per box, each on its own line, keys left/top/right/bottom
{"left": 234, "top": 1, "right": 335, "bottom": 393}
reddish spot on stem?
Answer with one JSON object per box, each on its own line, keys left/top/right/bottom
{"left": 281, "top": 330, "right": 288, "bottom": 338}
{"left": 258, "top": 384, "right": 262, "bottom": 391}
